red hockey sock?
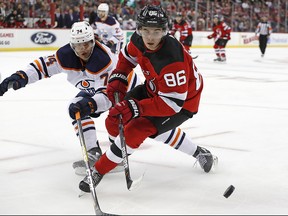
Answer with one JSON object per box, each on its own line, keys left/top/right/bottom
{"left": 95, "top": 153, "right": 118, "bottom": 175}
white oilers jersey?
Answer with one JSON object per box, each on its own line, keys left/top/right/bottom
{"left": 22, "top": 41, "right": 141, "bottom": 113}
{"left": 24, "top": 41, "right": 116, "bottom": 96}
{"left": 93, "top": 16, "right": 124, "bottom": 46}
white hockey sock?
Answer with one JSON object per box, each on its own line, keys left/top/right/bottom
{"left": 73, "top": 117, "right": 99, "bottom": 151}
{"left": 154, "top": 128, "right": 197, "bottom": 156}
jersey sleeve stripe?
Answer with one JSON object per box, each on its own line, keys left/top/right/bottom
{"left": 128, "top": 70, "right": 139, "bottom": 90}
{"left": 122, "top": 43, "right": 138, "bottom": 66}
{"left": 39, "top": 57, "right": 50, "bottom": 77}
{"left": 29, "top": 63, "right": 42, "bottom": 80}
{"left": 33, "top": 59, "right": 44, "bottom": 74}
{"left": 159, "top": 91, "right": 187, "bottom": 113}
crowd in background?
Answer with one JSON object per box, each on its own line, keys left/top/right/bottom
{"left": 0, "top": 0, "right": 287, "bottom": 33}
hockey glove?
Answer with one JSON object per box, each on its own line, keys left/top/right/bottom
{"left": 69, "top": 97, "right": 97, "bottom": 119}
{"left": 207, "top": 35, "right": 213, "bottom": 39}
{"left": 108, "top": 99, "right": 141, "bottom": 124}
{"left": 106, "top": 71, "right": 128, "bottom": 105}
{"left": 182, "top": 35, "right": 192, "bottom": 46}
{"left": 0, "top": 71, "right": 28, "bottom": 96}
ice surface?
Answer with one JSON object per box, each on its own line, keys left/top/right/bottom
{"left": 0, "top": 47, "right": 288, "bottom": 215}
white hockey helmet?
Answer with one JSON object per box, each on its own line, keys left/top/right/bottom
{"left": 70, "top": 21, "right": 95, "bottom": 61}
{"left": 98, "top": 3, "right": 109, "bottom": 14}
{"left": 70, "top": 21, "right": 94, "bottom": 44}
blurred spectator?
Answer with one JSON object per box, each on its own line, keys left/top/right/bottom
{"left": 0, "top": 0, "right": 286, "bottom": 33}
{"left": 15, "top": 14, "right": 26, "bottom": 28}
{"left": 53, "top": 7, "right": 64, "bottom": 28}
{"left": 4, "top": 9, "right": 17, "bottom": 24}
{"left": 0, "top": 2, "right": 7, "bottom": 17}
{"left": 35, "top": 15, "right": 48, "bottom": 28}
{"left": 88, "top": 5, "right": 98, "bottom": 25}
{"left": 0, "top": 14, "right": 5, "bottom": 28}
{"left": 64, "top": 8, "right": 79, "bottom": 28}
{"left": 6, "top": 16, "right": 16, "bottom": 28}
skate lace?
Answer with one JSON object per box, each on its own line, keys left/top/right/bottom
{"left": 195, "top": 153, "right": 209, "bottom": 168}
{"left": 83, "top": 170, "right": 102, "bottom": 186}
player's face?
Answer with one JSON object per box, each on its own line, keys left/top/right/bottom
{"left": 97, "top": 10, "right": 107, "bottom": 21}
{"left": 175, "top": 16, "right": 182, "bottom": 23}
{"left": 72, "top": 41, "right": 94, "bottom": 61}
{"left": 140, "top": 27, "right": 164, "bottom": 50}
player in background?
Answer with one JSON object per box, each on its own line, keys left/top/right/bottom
{"left": 0, "top": 21, "right": 140, "bottom": 174}
{"left": 78, "top": 5, "right": 217, "bottom": 193}
{"left": 207, "top": 15, "right": 231, "bottom": 62}
{"left": 169, "top": 12, "right": 193, "bottom": 54}
{"left": 255, "top": 16, "right": 272, "bottom": 57}
{"left": 91, "top": 3, "right": 124, "bottom": 54}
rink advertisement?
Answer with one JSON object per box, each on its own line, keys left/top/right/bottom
{"left": 0, "top": 29, "right": 287, "bottom": 51}
{"left": 0, "top": 29, "right": 69, "bottom": 51}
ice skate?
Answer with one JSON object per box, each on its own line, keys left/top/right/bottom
{"left": 73, "top": 146, "right": 124, "bottom": 175}
{"left": 220, "top": 56, "right": 226, "bottom": 62}
{"left": 193, "top": 146, "right": 217, "bottom": 173}
{"left": 72, "top": 147, "right": 102, "bottom": 175}
{"left": 79, "top": 168, "right": 103, "bottom": 193}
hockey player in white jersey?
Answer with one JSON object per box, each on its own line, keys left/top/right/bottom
{"left": 0, "top": 21, "right": 140, "bottom": 174}
{"left": 92, "top": 3, "right": 124, "bottom": 54}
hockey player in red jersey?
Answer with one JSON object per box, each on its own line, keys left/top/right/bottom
{"left": 170, "top": 12, "right": 193, "bottom": 53}
{"left": 207, "top": 15, "right": 231, "bottom": 62}
{"left": 79, "top": 5, "right": 217, "bottom": 193}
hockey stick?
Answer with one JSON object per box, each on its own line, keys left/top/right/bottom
{"left": 75, "top": 112, "right": 116, "bottom": 215}
{"left": 114, "top": 93, "right": 144, "bottom": 191}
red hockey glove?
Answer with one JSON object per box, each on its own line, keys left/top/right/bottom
{"left": 108, "top": 99, "right": 141, "bottom": 124}
{"left": 207, "top": 35, "right": 213, "bottom": 39}
{"left": 106, "top": 71, "right": 128, "bottom": 105}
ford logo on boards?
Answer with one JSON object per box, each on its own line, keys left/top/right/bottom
{"left": 31, "top": 32, "right": 56, "bottom": 45}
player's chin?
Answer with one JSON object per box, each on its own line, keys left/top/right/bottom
{"left": 79, "top": 53, "right": 90, "bottom": 61}
{"left": 146, "top": 43, "right": 158, "bottom": 50}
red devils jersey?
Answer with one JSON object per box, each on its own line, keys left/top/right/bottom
{"left": 170, "top": 20, "right": 193, "bottom": 43}
{"left": 209, "top": 21, "right": 231, "bottom": 40}
{"left": 115, "top": 32, "right": 203, "bottom": 117}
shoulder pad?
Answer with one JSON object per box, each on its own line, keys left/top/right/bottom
{"left": 56, "top": 44, "right": 82, "bottom": 70}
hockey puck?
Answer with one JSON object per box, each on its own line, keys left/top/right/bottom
{"left": 223, "top": 185, "right": 235, "bottom": 198}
